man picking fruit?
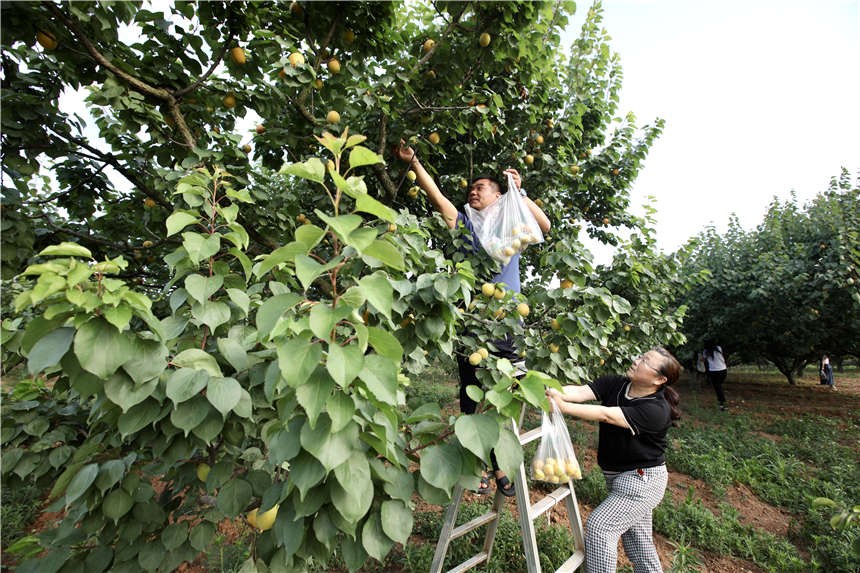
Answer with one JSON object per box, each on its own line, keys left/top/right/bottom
{"left": 395, "top": 141, "right": 550, "bottom": 497}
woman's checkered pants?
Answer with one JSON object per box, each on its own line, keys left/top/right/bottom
{"left": 585, "top": 464, "right": 668, "bottom": 573}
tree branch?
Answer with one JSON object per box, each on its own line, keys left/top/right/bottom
{"left": 372, "top": 114, "right": 397, "bottom": 200}
{"left": 409, "top": 2, "right": 471, "bottom": 75}
{"left": 174, "top": 35, "right": 234, "bottom": 98}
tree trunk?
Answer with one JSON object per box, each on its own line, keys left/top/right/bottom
{"left": 770, "top": 356, "right": 797, "bottom": 385}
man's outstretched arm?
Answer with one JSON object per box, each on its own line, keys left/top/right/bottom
{"left": 394, "top": 141, "right": 459, "bottom": 229}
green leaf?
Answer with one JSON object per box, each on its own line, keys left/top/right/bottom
{"left": 358, "top": 354, "right": 397, "bottom": 404}
{"left": 346, "top": 227, "right": 378, "bottom": 251}
{"left": 316, "top": 213, "right": 363, "bottom": 242}
{"left": 367, "top": 327, "right": 402, "bottom": 363}
{"left": 118, "top": 399, "right": 162, "bottom": 438}
{"left": 348, "top": 146, "right": 384, "bottom": 170}
{"left": 419, "top": 442, "right": 462, "bottom": 494}
{"left": 296, "top": 367, "right": 334, "bottom": 429}
{"left": 182, "top": 232, "right": 221, "bottom": 265}
{"left": 162, "top": 522, "right": 188, "bottom": 551}
{"left": 326, "top": 392, "right": 355, "bottom": 433}
{"left": 217, "top": 337, "right": 248, "bottom": 373}
{"left": 294, "top": 254, "right": 342, "bottom": 291}
{"left": 280, "top": 157, "right": 325, "bottom": 183}
{"left": 300, "top": 416, "right": 358, "bottom": 472}
{"left": 362, "top": 240, "right": 404, "bottom": 270}
{"left": 191, "top": 300, "right": 231, "bottom": 331}
{"left": 342, "top": 535, "right": 368, "bottom": 573}
{"left": 295, "top": 224, "right": 326, "bottom": 250}
{"left": 273, "top": 505, "right": 305, "bottom": 559}
{"left": 309, "top": 303, "right": 336, "bottom": 340}
{"left": 95, "top": 460, "right": 125, "bottom": 495}
{"left": 254, "top": 241, "right": 307, "bottom": 278}
{"left": 122, "top": 338, "right": 168, "bottom": 384}
{"left": 355, "top": 193, "right": 396, "bottom": 223}
{"left": 193, "top": 408, "right": 226, "bottom": 443}
{"left": 286, "top": 451, "right": 326, "bottom": 500}
{"left": 27, "top": 327, "right": 74, "bottom": 375}
{"left": 454, "top": 414, "right": 500, "bottom": 464}
{"left": 277, "top": 338, "right": 322, "bottom": 388}
{"left": 226, "top": 288, "right": 250, "bottom": 315}
{"left": 362, "top": 511, "right": 393, "bottom": 561}
{"left": 103, "top": 304, "right": 132, "bottom": 331}
{"left": 39, "top": 242, "right": 92, "bottom": 258}
{"left": 165, "top": 368, "right": 209, "bottom": 405}
{"left": 172, "top": 348, "right": 223, "bottom": 376}
{"left": 267, "top": 418, "right": 303, "bottom": 465}
{"left": 102, "top": 488, "right": 134, "bottom": 523}
{"left": 358, "top": 273, "right": 393, "bottom": 319}
{"left": 326, "top": 343, "right": 364, "bottom": 388}
{"left": 104, "top": 371, "right": 158, "bottom": 413}
{"left": 256, "top": 292, "right": 301, "bottom": 338}
{"left": 166, "top": 212, "right": 199, "bottom": 236}
{"left": 494, "top": 427, "right": 523, "bottom": 484}
{"left": 190, "top": 522, "right": 216, "bottom": 552}
{"left": 184, "top": 274, "right": 224, "bottom": 304}
{"left": 216, "top": 478, "right": 253, "bottom": 517}
{"left": 65, "top": 463, "right": 99, "bottom": 506}
{"left": 207, "top": 377, "right": 242, "bottom": 417}
{"left": 381, "top": 500, "right": 413, "bottom": 545}
{"left": 519, "top": 371, "right": 553, "bottom": 409}
{"left": 331, "top": 452, "right": 373, "bottom": 523}
{"left": 74, "top": 318, "right": 133, "bottom": 379}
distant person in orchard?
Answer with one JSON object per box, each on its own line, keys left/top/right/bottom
{"left": 547, "top": 347, "right": 682, "bottom": 573}
{"left": 819, "top": 355, "right": 835, "bottom": 390}
{"left": 395, "top": 140, "right": 550, "bottom": 497}
{"left": 702, "top": 340, "right": 728, "bottom": 410}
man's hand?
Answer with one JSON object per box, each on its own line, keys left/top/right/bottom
{"left": 393, "top": 140, "right": 417, "bottom": 164}
{"left": 502, "top": 168, "right": 522, "bottom": 190}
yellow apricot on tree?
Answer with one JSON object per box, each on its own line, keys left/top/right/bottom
{"left": 550, "top": 343, "right": 560, "bottom": 353}
{"left": 408, "top": 186, "right": 419, "bottom": 198}
{"left": 560, "top": 279, "right": 573, "bottom": 289}
{"left": 313, "top": 78, "right": 323, "bottom": 89}
{"left": 288, "top": 52, "right": 305, "bottom": 67}
{"left": 468, "top": 352, "right": 482, "bottom": 366}
{"left": 479, "top": 32, "right": 491, "bottom": 47}
{"left": 327, "top": 58, "right": 340, "bottom": 74}
{"left": 407, "top": 170, "right": 417, "bottom": 181}
{"left": 525, "top": 154, "right": 534, "bottom": 165}
{"left": 550, "top": 318, "right": 561, "bottom": 330}
{"left": 230, "top": 47, "right": 246, "bottom": 64}
{"left": 478, "top": 348, "right": 489, "bottom": 359}
{"left": 196, "top": 463, "right": 211, "bottom": 483}
{"left": 535, "top": 135, "right": 544, "bottom": 144}
{"left": 460, "top": 178, "right": 468, "bottom": 189}
{"left": 570, "top": 165, "right": 580, "bottom": 175}
{"left": 326, "top": 110, "right": 341, "bottom": 124}
{"left": 428, "top": 132, "right": 440, "bottom": 145}
{"left": 142, "top": 240, "right": 154, "bottom": 248}
{"left": 344, "top": 29, "right": 355, "bottom": 43}
{"left": 493, "top": 287, "right": 505, "bottom": 300}
{"left": 144, "top": 198, "right": 156, "bottom": 208}
{"left": 517, "top": 303, "right": 530, "bottom": 317}
{"left": 37, "top": 30, "right": 58, "bottom": 51}
{"left": 535, "top": 198, "right": 544, "bottom": 208}
{"left": 222, "top": 94, "right": 237, "bottom": 108}
{"left": 481, "top": 283, "right": 496, "bottom": 297}
{"left": 423, "top": 39, "right": 435, "bottom": 53}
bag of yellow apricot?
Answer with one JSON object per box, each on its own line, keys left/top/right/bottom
{"left": 464, "top": 172, "right": 544, "bottom": 265}
{"left": 530, "top": 402, "right": 582, "bottom": 483}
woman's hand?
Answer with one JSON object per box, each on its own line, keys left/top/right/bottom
{"left": 393, "top": 139, "right": 417, "bottom": 164}
{"left": 545, "top": 388, "right": 563, "bottom": 408}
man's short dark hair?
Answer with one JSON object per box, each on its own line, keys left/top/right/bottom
{"left": 470, "top": 174, "right": 502, "bottom": 193}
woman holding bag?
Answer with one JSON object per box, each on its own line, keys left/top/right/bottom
{"left": 547, "top": 347, "right": 681, "bottom": 573}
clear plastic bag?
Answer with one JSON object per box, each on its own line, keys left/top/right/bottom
{"left": 463, "top": 173, "right": 544, "bottom": 264}
{"left": 530, "top": 401, "right": 582, "bottom": 483}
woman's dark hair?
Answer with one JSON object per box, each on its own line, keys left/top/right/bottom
{"left": 703, "top": 339, "right": 718, "bottom": 356}
{"left": 652, "top": 347, "right": 681, "bottom": 423}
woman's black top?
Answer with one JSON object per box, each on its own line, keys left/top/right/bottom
{"left": 586, "top": 375, "right": 671, "bottom": 472}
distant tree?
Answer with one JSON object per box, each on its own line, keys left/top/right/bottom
{"left": 678, "top": 169, "right": 860, "bottom": 384}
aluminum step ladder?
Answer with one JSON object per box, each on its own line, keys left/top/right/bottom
{"left": 429, "top": 404, "right": 586, "bottom": 573}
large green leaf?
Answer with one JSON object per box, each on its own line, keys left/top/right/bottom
{"left": 191, "top": 300, "right": 231, "bottom": 331}
{"left": 121, "top": 338, "right": 168, "bottom": 384}
{"left": 286, "top": 451, "right": 326, "bottom": 500}
{"left": 357, "top": 354, "right": 397, "bottom": 404}
{"left": 184, "top": 274, "right": 223, "bottom": 304}
{"left": 294, "top": 254, "right": 342, "bottom": 291}
{"left": 362, "top": 240, "right": 404, "bottom": 270}
{"left": 300, "top": 416, "right": 358, "bottom": 472}
{"left": 189, "top": 523, "right": 216, "bottom": 552}
{"left": 309, "top": 303, "right": 336, "bottom": 341}
{"left": 117, "top": 399, "right": 162, "bottom": 438}
{"left": 39, "top": 242, "right": 92, "bottom": 258}
{"left": 280, "top": 157, "right": 325, "bottom": 183}
{"left": 216, "top": 478, "right": 253, "bottom": 517}
{"left": 316, "top": 213, "right": 363, "bottom": 242}
{"left": 355, "top": 193, "right": 396, "bottom": 223}
{"left": 519, "top": 370, "right": 553, "bottom": 409}
{"left": 170, "top": 395, "right": 211, "bottom": 435}
{"left": 256, "top": 293, "right": 301, "bottom": 338}
{"left": 273, "top": 505, "right": 305, "bottom": 560}
{"left": 277, "top": 337, "right": 322, "bottom": 388}
{"left": 27, "top": 326, "right": 74, "bottom": 375}
{"left": 104, "top": 371, "right": 158, "bottom": 413}
{"left": 331, "top": 452, "right": 373, "bottom": 524}
{"left": 454, "top": 413, "right": 500, "bottom": 464}
{"left": 65, "top": 463, "right": 99, "bottom": 506}
{"left": 102, "top": 304, "right": 132, "bottom": 331}
{"left": 296, "top": 367, "right": 334, "bottom": 429}
{"left": 419, "top": 442, "right": 462, "bottom": 494}
{"left": 182, "top": 232, "right": 220, "bottom": 265}
{"left": 74, "top": 318, "right": 133, "bottom": 379}
{"left": 326, "top": 392, "right": 355, "bottom": 433}
{"left": 207, "top": 377, "right": 242, "bottom": 417}
{"left": 165, "top": 368, "right": 209, "bottom": 405}
{"left": 348, "top": 146, "right": 384, "bottom": 170}
{"left": 358, "top": 273, "right": 393, "bottom": 319}
{"left": 254, "top": 241, "right": 307, "bottom": 278}
{"left": 381, "top": 500, "right": 413, "bottom": 545}
{"left": 367, "top": 327, "right": 402, "bottom": 363}
{"left": 166, "top": 211, "right": 199, "bottom": 236}
{"left": 95, "top": 460, "right": 125, "bottom": 495}
{"left": 102, "top": 488, "right": 134, "bottom": 523}
{"left": 326, "top": 343, "right": 364, "bottom": 388}
{"left": 361, "top": 511, "right": 394, "bottom": 561}
{"left": 295, "top": 224, "right": 326, "bottom": 250}
{"left": 267, "top": 418, "right": 304, "bottom": 465}
{"left": 217, "top": 337, "right": 248, "bottom": 373}
{"left": 494, "top": 427, "right": 524, "bottom": 484}
{"left": 172, "top": 348, "right": 223, "bottom": 376}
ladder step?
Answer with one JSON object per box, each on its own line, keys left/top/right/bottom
{"left": 447, "top": 551, "right": 489, "bottom": 573}
{"left": 518, "top": 426, "right": 542, "bottom": 446}
{"left": 449, "top": 511, "right": 498, "bottom": 541}
{"left": 528, "top": 485, "right": 572, "bottom": 521}
{"left": 554, "top": 550, "right": 585, "bottom": 573}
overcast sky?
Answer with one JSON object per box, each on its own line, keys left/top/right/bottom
{"left": 565, "top": 0, "right": 860, "bottom": 255}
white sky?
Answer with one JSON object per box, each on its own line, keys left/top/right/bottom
{"left": 566, "top": 0, "right": 860, "bottom": 255}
